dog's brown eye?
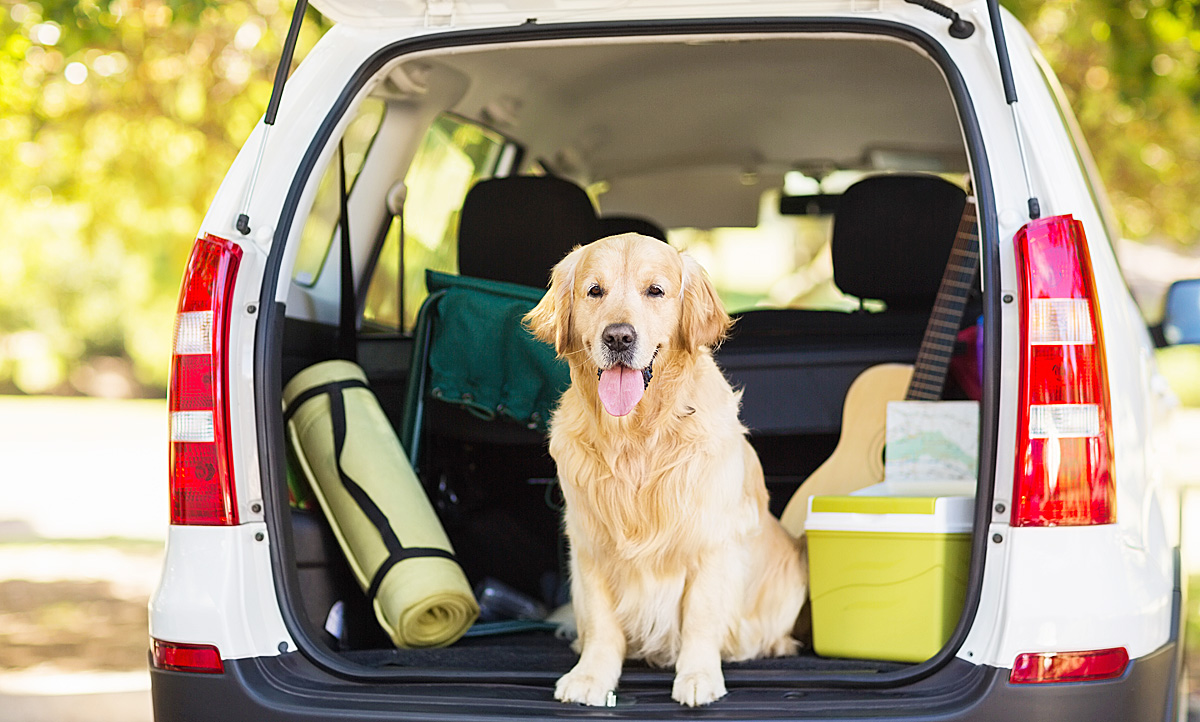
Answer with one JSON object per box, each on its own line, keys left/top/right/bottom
{"left": 587, "top": 284, "right": 604, "bottom": 298}
{"left": 646, "top": 284, "right": 665, "bottom": 298}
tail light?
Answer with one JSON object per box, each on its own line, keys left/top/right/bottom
{"left": 169, "top": 235, "right": 242, "bottom": 525}
{"left": 152, "top": 639, "right": 225, "bottom": 674}
{"left": 1010, "top": 647, "right": 1128, "bottom": 684}
{"left": 1012, "top": 215, "right": 1114, "bottom": 526}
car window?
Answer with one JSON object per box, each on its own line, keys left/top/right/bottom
{"left": 292, "top": 98, "right": 387, "bottom": 287}
{"left": 361, "top": 114, "right": 506, "bottom": 333}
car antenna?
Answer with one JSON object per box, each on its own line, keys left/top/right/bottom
{"left": 902, "top": 0, "right": 975, "bottom": 39}
{"left": 236, "top": 0, "right": 310, "bottom": 236}
{"left": 984, "top": 0, "right": 1041, "bottom": 220}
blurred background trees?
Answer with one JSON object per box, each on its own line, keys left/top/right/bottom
{"left": 0, "top": 0, "right": 327, "bottom": 395}
{"left": 1008, "top": 0, "right": 1200, "bottom": 245}
{"left": 1, "top": 0, "right": 1198, "bottom": 397}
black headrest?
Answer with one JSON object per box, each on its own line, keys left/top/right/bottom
{"left": 832, "top": 174, "right": 967, "bottom": 311}
{"left": 598, "top": 215, "right": 668, "bottom": 242}
{"left": 458, "top": 176, "right": 601, "bottom": 289}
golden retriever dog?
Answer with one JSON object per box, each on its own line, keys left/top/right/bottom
{"left": 524, "top": 233, "right": 807, "bottom": 707}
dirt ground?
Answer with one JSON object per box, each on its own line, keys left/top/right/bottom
{"left": 0, "top": 542, "right": 162, "bottom": 722}
{"left": 0, "top": 578, "right": 149, "bottom": 671}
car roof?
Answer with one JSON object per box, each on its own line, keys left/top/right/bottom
{"left": 310, "top": 0, "right": 975, "bottom": 28}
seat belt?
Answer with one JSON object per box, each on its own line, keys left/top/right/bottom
{"left": 338, "top": 141, "right": 357, "bottom": 362}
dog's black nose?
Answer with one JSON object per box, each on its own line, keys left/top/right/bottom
{"left": 602, "top": 323, "right": 636, "bottom": 353}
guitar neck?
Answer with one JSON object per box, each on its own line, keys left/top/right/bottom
{"left": 906, "top": 199, "right": 979, "bottom": 402}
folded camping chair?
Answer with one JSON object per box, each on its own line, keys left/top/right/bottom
{"left": 399, "top": 175, "right": 599, "bottom": 465}
{"left": 398, "top": 270, "right": 570, "bottom": 467}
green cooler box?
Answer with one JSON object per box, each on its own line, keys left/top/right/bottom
{"left": 805, "top": 490, "right": 973, "bottom": 663}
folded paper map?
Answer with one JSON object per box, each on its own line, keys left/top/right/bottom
{"left": 885, "top": 401, "right": 979, "bottom": 484}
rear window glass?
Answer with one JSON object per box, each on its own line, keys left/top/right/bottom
{"left": 292, "top": 98, "right": 386, "bottom": 287}
{"left": 361, "top": 114, "right": 505, "bottom": 332}
{"left": 664, "top": 170, "right": 968, "bottom": 314}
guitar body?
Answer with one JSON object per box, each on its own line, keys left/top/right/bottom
{"left": 779, "top": 363, "right": 913, "bottom": 537}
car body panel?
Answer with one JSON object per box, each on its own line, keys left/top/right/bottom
{"left": 151, "top": 0, "right": 1185, "bottom": 717}
{"left": 149, "top": 525, "right": 294, "bottom": 659}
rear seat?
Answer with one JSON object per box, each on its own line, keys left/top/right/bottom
{"left": 403, "top": 174, "right": 601, "bottom": 453}
{"left": 718, "top": 174, "right": 969, "bottom": 435}
{"left": 401, "top": 175, "right": 603, "bottom": 598}
{"left": 598, "top": 214, "right": 668, "bottom": 241}
{"left": 456, "top": 174, "right": 602, "bottom": 289}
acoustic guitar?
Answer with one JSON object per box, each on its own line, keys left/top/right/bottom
{"left": 779, "top": 198, "right": 980, "bottom": 537}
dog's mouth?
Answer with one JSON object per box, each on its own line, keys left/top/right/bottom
{"left": 595, "top": 348, "right": 658, "bottom": 417}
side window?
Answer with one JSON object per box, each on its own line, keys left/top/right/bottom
{"left": 361, "top": 114, "right": 506, "bottom": 332}
{"left": 292, "top": 98, "right": 387, "bottom": 286}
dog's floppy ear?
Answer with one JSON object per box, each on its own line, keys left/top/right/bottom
{"left": 525, "top": 245, "right": 583, "bottom": 357}
{"left": 677, "top": 254, "right": 730, "bottom": 353}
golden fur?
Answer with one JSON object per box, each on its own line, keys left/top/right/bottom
{"left": 525, "top": 233, "right": 807, "bottom": 707}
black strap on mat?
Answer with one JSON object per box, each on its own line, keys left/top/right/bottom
{"left": 284, "top": 379, "right": 459, "bottom": 601}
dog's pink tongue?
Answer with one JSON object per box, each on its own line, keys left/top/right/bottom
{"left": 598, "top": 365, "right": 645, "bottom": 417}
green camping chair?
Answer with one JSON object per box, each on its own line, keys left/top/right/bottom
{"left": 399, "top": 270, "right": 571, "bottom": 469}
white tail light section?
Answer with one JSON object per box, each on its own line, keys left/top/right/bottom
{"left": 1029, "top": 298, "right": 1094, "bottom": 345}
{"left": 1012, "top": 215, "right": 1115, "bottom": 526}
{"left": 168, "top": 235, "right": 242, "bottom": 526}
{"left": 173, "top": 311, "right": 214, "bottom": 355}
{"left": 1027, "top": 404, "right": 1101, "bottom": 439}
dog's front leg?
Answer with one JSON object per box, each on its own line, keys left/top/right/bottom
{"left": 673, "top": 548, "right": 740, "bottom": 706}
{"left": 555, "top": 550, "right": 626, "bottom": 706}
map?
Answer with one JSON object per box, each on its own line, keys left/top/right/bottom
{"left": 884, "top": 401, "right": 979, "bottom": 483}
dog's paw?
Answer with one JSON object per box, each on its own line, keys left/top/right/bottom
{"left": 672, "top": 669, "right": 727, "bottom": 707}
{"left": 555, "top": 669, "right": 617, "bottom": 706}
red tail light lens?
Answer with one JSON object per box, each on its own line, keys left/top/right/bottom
{"left": 152, "top": 638, "right": 225, "bottom": 674}
{"left": 169, "top": 235, "right": 242, "bottom": 525}
{"left": 1010, "top": 647, "right": 1128, "bottom": 684}
{"left": 1012, "top": 215, "right": 1115, "bottom": 526}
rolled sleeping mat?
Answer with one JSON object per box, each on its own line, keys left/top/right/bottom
{"left": 283, "top": 360, "right": 478, "bottom": 648}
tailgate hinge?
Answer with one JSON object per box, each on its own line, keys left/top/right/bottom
{"left": 425, "top": 0, "right": 455, "bottom": 26}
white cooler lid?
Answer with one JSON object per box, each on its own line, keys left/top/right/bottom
{"left": 805, "top": 483, "right": 974, "bottom": 534}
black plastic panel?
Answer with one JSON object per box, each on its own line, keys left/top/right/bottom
{"left": 150, "top": 642, "right": 1178, "bottom": 721}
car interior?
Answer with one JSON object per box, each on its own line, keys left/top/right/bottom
{"left": 277, "top": 31, "right": 986, "bottom": 678}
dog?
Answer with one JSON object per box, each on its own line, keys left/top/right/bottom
{"left": 524, "top": 233, "right": 807, "bottom": 707}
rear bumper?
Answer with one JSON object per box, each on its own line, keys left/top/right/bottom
{"left": 150, "top": 639, "right": 1179, "bottom": 722}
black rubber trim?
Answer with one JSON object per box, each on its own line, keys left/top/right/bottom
{"left": 282, "top": 377, "right": 460, "bottom": 601}
{"left": 151, "top": 640, "right": 1179, "bottom": 721}
{"left": 255, "top": 16, "right": 999, "bottom": 688}
{"left": 337, "top": 142, "right": 358, "bottom": 362}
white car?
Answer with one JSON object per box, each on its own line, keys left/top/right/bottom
{"left": 150, "top": 0, "right": 1199, "bottom": 719}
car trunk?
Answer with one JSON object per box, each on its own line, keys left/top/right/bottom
{"left": 262, "top": 16, "right": 1000, "bottom": 699}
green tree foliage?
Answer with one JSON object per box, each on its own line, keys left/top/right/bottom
{"left": 0, "top": 0, "right": 326, "bottom": 394}
{"left": 1005, "top": 0, "right": 1200, "bottom": 244}
{"left": 1, "top": 1, "right": 1197, "bottom": 395}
